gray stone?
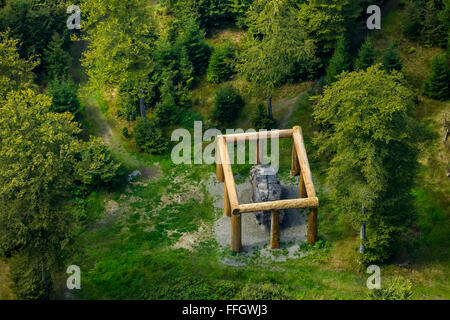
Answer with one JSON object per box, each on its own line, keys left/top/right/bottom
{"left": 250, "top": 165, "right": 285, "bottom": 229}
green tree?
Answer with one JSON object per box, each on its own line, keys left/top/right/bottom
{"left": 0, "top": 31, "right": 38, "bottom": 99}
{"left": 251, "top": 103, "right": 275, "bottom": 130}
{"left": 47, "top": 79, "right": 80, "bottom": 116}
{"left": 382, "top": 45, "right": 402, "bottom": 72}
{"left": 313, "top": 65, "right": 418, "bottom": 263}
{"left": 421, "top": 0, "right": 447, "bottom": 47}
{"left": 402, "top": 1, "right": 422, "bottom": 41}
{"left": 43, "top": 33, "right": 71, "bottom": 81}
{"left": 0, "top": 0, "right": 68, "bottom": 60}
{"left": 156, "top": 74, "right": 179, "bottom": 126}
{"left": 212, "top": 85, "right": 244, "bottom": 125}
{"left": 134, "top": 117, "right": 168, "bottom": 154}
{"left": 207, "top": 42, "right": 235, "bottom": 84}
{"left": 239, "top": 0, "right": 317, "bottom": 120}
{"left": 326, "top": 36, "right": 351, "bottom": 84}
{"left": 355, "top": 38, "right": 376, "bottom": 71}
{"left": 0, "top": 89, "right": 119, "bottom": 298}
{"left": 81, "top": 0, "right": 157, "bottom": 118}
{"left": 424, "top": 53, "right": 450, "bottom": 100}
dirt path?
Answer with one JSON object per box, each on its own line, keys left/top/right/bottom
{"left": 83, "top": 96, "right": 160, "bottom": 177}
{"left": 272, "top": 93, "right": 306, "bottom": 128}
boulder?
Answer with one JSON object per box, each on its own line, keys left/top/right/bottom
{"left": 250, "top": 165, "right": 285, "bottom": 229}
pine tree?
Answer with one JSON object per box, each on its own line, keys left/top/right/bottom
{"left": 421, "top": 0, "right": 447, "bottom": 47}
{"left": 326, "top": 36, "right": 351, "bottom": 84}
{"left": 424, "top": 53, "right": 450, "bottom": 100}
{"left": 355, "top": 38, "right": 376, "bottom": 71}
{"left": 43, "top": 33, "right": 71, "bottom": 80}
{"left": 382, "top": 45, "right": 402, "bottom": 72}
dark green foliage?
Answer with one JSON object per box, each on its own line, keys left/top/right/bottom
{"left": 47, "top": 80, "right": 80, "bottom": 116}
{"left": 212, "top": 85, "right": 244, "bottom": 125}
{"left": 421, "top": 0, "right": 447, "bottom": 47}
{"left": 0, "top": 0, "right": 68, "bottom": 60}
{"left": 156, "top": 76, "right": 179, "bottom": 126}
{"left": 207, "top": 42, "right": 235, "bottom": 84}
{"left": 116, "top": 81, "right": 140, "bottom": 121}
{"left": 134, "top": 118, "right": 168, "bottom": 154}
{"left": 326, "top": 36, "right": 351, "bottom": 84}
{"left": 402, "top": 1, "right": 422, "bottom": 41}
{"left": 424, "top": 53, "right": 450, "bottom": 100}
{"left": 122, "top": 127, "right": 130, "bottom": 138}
{"left": 382, "top": 45, "right": 402, "bottom": 72}
{"left": 43, "top": 33, "right": 71, "bottom": 81}
{"left": 355, "top": 38, "right": 376, "bottom": 71}
{"left": 251, "top": 103, "right": 275, "bottom": 130}
{"left": 175, "top": 17, "right": 211, "bottom": 75}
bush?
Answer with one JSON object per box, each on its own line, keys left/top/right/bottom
{"left": 237, "top": 283, "right": 291, "bottom": 300}
{"left": 382, "top": 45, "right": 402, "bottom": 72}
{"left": 47, "top": 79, "right": 80, "bottom": 116}
{"left": 424, "top": 53, "right": 450, "bottom": 100}
{"left": 156, "top": 76, "right": 179, "bottom": 126}
{"left": 355, "top": 38, "right": 376, "bottom": 71}
{"left": 251, "top": 103, "right": 275, "bottom": 130}
{"left": 207, "top": 42, "right": 235, "bottom": 84}
{"left": 122, "top": 127, "right": 130, "bottom": 138}
{"left": 402, "top": 1, "right": 422, "bottom": 41}
{"left": 212, "top": 85, "right": 244, "bottom": 125}
{"left": 134, "top": 117, "right": 168, "bottom": 154}
{"left": 326, "top": 36, "right": 351, "bottom": 84}
{"left": 368, "top": 277, "right": 413, "bottom": 300}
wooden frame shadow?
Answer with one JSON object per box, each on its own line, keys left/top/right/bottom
{"left": 215, "top": 126, "right": 319, "bottom": 253}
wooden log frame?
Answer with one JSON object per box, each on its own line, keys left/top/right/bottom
{"left": 216, "top": 126, "right": 319, "bottom": 252}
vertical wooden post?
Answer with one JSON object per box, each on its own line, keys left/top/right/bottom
{"left": 224, "top": 181, "right": 231, "bottom": 217}
{"left": 270, "top": 210, "right": 280, "bottom": 249}
{"left": 291, "top": 144, "right": 300, "bottom": 176}
{"left": 216, "top": 141, "right": 224, "bottom": 182}
{"left": 231, "top": 213, "right": 242, "bottom": 253}
{"left": 307, "top": 208, "right": 318, "bottom": 245}
{"left": 299, "top": 173, "right": 307, "bottom": 198}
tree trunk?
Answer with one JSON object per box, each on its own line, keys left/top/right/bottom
{"left": 139, "top": 85, "right": 146, "bottom": 118}
{"left": 267, "top": 87, "right": 273, "bottom": 121}
{"left": 360, "top": 221, "right": 366, "bottom": 254}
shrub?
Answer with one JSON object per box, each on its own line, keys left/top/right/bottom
{"left": 382, "top": 45, "right": 402, "bottom": 72}
{"left": 156, "top": 76, "right": 179, "bottom": 126}
{"left": 134, "top": 117, "right": 168, "bottom": 154}
{"left": 212, "top": 85, "right": 244, "bottom": 125}
{"left": 355, "top": 38, "right": 376, "bottom": 71}
{"left": 424, "top": 53, "right": 450, "bottom": 100}
{"left": 368, "top": 277, "right": 413, "bottom": 300}
{"left": 207, "top": 42, "right": 235, "bottom": 84}
{"left": 326, "top": 36, "right": 351, "bottom": 84}
{"left": 122, "top": 127, "right": 130, "bottom": 138}
{"left": 251, "top": 103, "right": 275, "bottom": 130}
{"left": 47, "top": 79, "right": 80, "bottom": 116}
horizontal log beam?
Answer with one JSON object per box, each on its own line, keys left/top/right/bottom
{"left": 235, "top": 197, "right": 319, "bottom": 214}
{"left": 292, "top": 126, "right": 316, "bottom": 198}
{"left": 218, "top": 129, "right": 293, "bottom": 143}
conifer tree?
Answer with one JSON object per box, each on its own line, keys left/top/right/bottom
{"left": 326, "top": 36, "right": 351, "bottom": 84}
{"left": 382, "top": 45, "right": 402, "bottom": 72}
{"left": 355, "top": 38, "right": 376, "bottom": 71}
{"left": 424, "top": 53, "right": 450, "bottom": 100}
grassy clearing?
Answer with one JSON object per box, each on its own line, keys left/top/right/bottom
{"left": 52, "top": 3, "right": 450, "bottom": 300}
{"left": 0, "top": 259, "right": 12, "bottom": 300}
